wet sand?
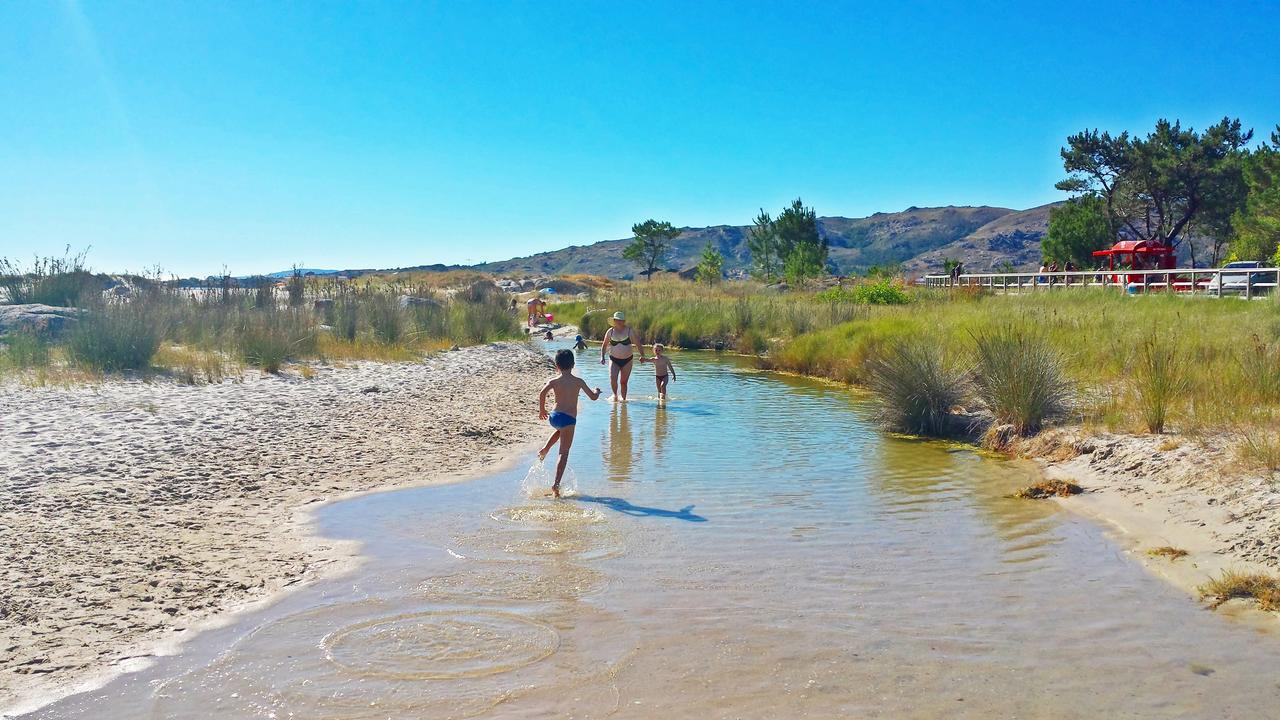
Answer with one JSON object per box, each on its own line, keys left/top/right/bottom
{"left": 0, "top": 342, "right": 549, "bottom": 716}
{"left": 1031, "top": 430, "right": 1280, "bottom": 605}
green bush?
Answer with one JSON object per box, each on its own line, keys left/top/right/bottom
{"left": 67, "top": 300, "right": 166, "bottom": 371}
{"left": 972, "top": 326, "right": 1072, "bottom": 435}
{"left": 448, "top": 301, "right": 517, "bottom": 344}
{"left": 868, "top": 340, "right": 968, "bottom": 435}
{"left": 816, "top": 280, "right": 911, "bottom": 305}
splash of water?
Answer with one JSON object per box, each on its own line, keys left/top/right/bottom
{"left": 521, "top": 459, "right": 578, "bottom": 498}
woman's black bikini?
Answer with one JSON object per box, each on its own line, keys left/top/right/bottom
{"left": 608, "top": 330, "right": 633, "bottom": 367}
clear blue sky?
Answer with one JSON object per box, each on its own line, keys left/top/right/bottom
{"left": 3, "top": 1, "right": 1278, "bottom": 276}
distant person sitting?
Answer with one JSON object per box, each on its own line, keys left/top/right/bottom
{"left": 544, "top": 329, "right": 554, "bottom": 341}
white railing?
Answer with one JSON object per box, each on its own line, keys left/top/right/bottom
{"left": 923, "top": 267, "right": 1280, "bottom": 299}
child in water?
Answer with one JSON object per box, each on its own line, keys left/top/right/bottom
{"left": 538, "top": 349, "right": 603, "bottom": 497}
{"left": 646, "top": 343, "right": 676, "bottom": 401}
{"left": 573, "top": 334, "right": 588, "bottom": 351}
{"left": 543, "top": 329, "right": 554, "bottom": 341}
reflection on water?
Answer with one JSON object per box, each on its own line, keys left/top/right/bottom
{"left": 27, "top": 346, "right": 1280, "bottom": 720}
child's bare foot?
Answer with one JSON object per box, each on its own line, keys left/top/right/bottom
{"left": 551, "top": 482, "right": 561, "bottom": 498}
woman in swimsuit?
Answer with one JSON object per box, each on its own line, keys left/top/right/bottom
{"left": 600, "top": 311, "right": 645, "bottom": 402}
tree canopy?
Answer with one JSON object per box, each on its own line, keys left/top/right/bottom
{"left": 1230, "top": 126, "right": 1280, "bottom": 265}
{"left": 747, "top": 209, "right": 779, "bottom": 281}
{"left": 695, "top": 242, "right": 724, "bottom": 284}
{"left": 623, "top": 219, "right": 681, "bottom": 280}
{"left": 1042, "top": 196, "right": 1112, "bottom": 266}
{"left": 1056, "top": 118, "right": 1252, "bottom": 256}
{"left": 774, "top": 198, "right": 827, "bottom": 283}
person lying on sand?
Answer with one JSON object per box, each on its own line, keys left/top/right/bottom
{"left": 538, "top": 349, "right": 603, "bottom": 497}
{"left": 644, "top": 343, "right": 676, "bottom": 401}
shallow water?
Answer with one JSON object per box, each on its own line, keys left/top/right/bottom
{"left": 27, "top": 344, "right": 1280, "bottom": 719}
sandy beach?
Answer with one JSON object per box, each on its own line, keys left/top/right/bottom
{"left": 1029, "top": 430, "right": 1280, "bottom": 604}
{"left": 0, "top": 341, "right": 550, "bottom": 715}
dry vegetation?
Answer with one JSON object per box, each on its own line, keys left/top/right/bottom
{"left": 1013, "top": 479, "right": 1084, "bottom": 499}
{"left": 1198, "top": 570, "right": 1280, "bottom": 611}
{"left": 0, "top": 265, "right": 521, "bottom": 384}
{"left": 1146, "top": 546, "right": 1190, "bottom": 561}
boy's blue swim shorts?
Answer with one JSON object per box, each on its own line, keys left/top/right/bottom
{"left": 548, "top": 411, "right": 576, "bottom": 429}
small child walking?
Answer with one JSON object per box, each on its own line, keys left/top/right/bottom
{"left": 538, "top": 349, "right": 603, "bottom": 497}
{"left": 647, "top": 343, "right": 676, "bottom": 401}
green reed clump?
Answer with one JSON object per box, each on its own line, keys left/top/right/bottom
{"left": 407, "top": 301, "right": 448, "bottom": 339}
{"left": 868, "top": 339, "right": 968, "bottom": 436}
{"left": 1239, "top": 336, "right": 1280, "bottom": 404}
{"left": 448, "top": 300, "right": 518, "bottom": 344}
{"left": 67, "top": 298, "right": 167, "bottom": 371}
{"left": 0, "top": 249, "right": 98, "bottom": 307}
{"left": 237, "top": 309, "right": 314, "bottom": 373}
{"left": 363, "top": 292, "right": 406, "bottom": 344}
{"left": 330, "top": 296, "right": 360, "bottom": 342}
{"left": 2, "top": 329, "right": 52, "bottom": 369}
{"left": 972, "top": 326, "right": 1071, "bottom": 435}
{"left": 1133, "top": 334, "right": 1186, "bottom": 434}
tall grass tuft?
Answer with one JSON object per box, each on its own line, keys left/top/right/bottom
{"left": 67, "top": 299, "right": 167, "bottom": 371}
{"left": 363, "top": 292, "right": 406, "bottom": 344}
{"left": 331, "top": 295, "right": 360, "bottom": 342}
{"left": 0, "top": 249, "right": 98, "bottom": 307}
{"left": 3, "top": 329, "right": 53, "bottom": 368}
{"left": 1239, "top": 335, "right": 1280, "bottom": 404}
{"left": 238, "top": 310, "right": 314, "bottom": 373}
{"left": 972, "top": 326, "right": 1071, "bottom": 435}
{"left": 867, "top": 340, "right": 968, "bottom": 436}
{"left": 448, "top": 300, "right": 517, "bottom": 344}
{"left": 1133, "top": 334, "right": 1185, "bottom": 434}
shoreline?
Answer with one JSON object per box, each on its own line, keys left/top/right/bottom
{"left": 6, "top": 338, "right": 1278, "bottom": 714}
{"left": 1027, "top": 430, "right": 1280, "bottom": 623}
{"left": 0, "top": 341, "right": 551, "bottom": 717}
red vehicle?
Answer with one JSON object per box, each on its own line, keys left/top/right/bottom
{"left": 1091, "top": 240, "right": 1180, "bottom": 290}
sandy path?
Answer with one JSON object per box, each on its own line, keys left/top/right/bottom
{"left": 0, "top": 342, "right": 550, "bottom": 715}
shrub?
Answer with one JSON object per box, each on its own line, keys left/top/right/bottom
{"left": 67, "top": 299, "right": 166, "bottom": 371}
{"left": 817, "top": 280, "right": 911, "bottom": 306}
{"left": 1133, "top": 334, "right": 1185, "bottom": 434}
{"left": 867, "top": 340, "right": 968, "bottom": 435}
{"left": 972, "top": 326, "right": 1071, "bottom": 435}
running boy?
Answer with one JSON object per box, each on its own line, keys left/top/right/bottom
{"left": 538, "top": 349, "right": 603, "bottom": 497}
{"left": 647, "top": 343, "right": 676, "bottom": 400}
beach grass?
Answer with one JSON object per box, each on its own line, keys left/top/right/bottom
{"left": 559, "top": 280, "right": 1280, "bottom": 435}
{"left": 0, "top": 267, "right": 522, "bottom": 381}
{"left": 1198, "top": 569, "right": 1280, "bottom": 611}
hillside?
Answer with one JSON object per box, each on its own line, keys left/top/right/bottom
{"left": 903, "top": 203, "right": 1060, "bottom": 273}
{"left": 474, "top": 205, "right": 1023, "bottom": 278}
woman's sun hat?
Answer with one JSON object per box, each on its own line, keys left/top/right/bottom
{"left": 611, "top": 311, "right": 626, "bottom": 321}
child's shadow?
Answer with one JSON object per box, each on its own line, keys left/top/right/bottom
{"left": 573, "top": 495, "right": 707, "bottom": 523}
